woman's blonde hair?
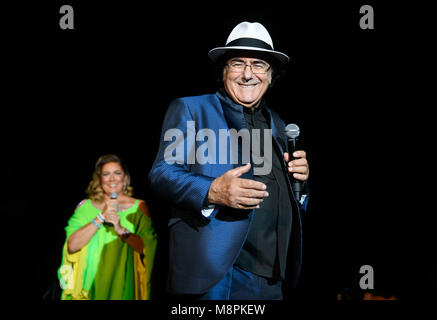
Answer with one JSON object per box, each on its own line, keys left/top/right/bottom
{"left": 86, "top": 154, "right": 134, "bottom": 203}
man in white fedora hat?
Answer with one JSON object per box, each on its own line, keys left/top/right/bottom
{"left": 149, "top": 21, "right": 309, "bottom": 299}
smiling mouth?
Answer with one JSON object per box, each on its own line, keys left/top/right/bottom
{"left": 109, "top": 183, "right": 118, "bottom": 188}
{"left": 238, "top": 83, "right": 259, "bottom": 88}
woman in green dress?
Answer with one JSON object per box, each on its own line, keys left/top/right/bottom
{"left": 58, "top": 154, "right": 157, "bottom": 300}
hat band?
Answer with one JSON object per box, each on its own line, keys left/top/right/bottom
{"left": 226, "top": 37, "right": 273, "bottom": 51}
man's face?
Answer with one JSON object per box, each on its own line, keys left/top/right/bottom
{"left": 223, "top": 57, "right": 272, "bottom": 109}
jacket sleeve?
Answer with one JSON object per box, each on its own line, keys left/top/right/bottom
{"left": 148, "top": 98, "right": 216, "bottom": 216}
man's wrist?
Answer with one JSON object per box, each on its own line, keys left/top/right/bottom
{"left": 206, "top": 187, "right": 214, "bottom": 206}
{"left": 207, "top": 178, "right": 219, "bottom": 205}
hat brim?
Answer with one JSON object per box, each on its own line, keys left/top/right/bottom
{"left": 208, "top": 46, "right": 290, "bottom": 68}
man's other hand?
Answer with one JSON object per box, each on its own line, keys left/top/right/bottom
{"left": 208, "top": 163, "right": 269, "bottom": 210}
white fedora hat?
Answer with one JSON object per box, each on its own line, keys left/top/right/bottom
{"left": 208, "top": 21, "right": 290, "bottom": 67}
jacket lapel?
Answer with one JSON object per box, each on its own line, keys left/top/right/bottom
{"left": 216, "top": 89, "right": 253, "bottom": 178}
{"left": 216, "top": 89, "right": 247, "bottom": 132}
{"left": 264, "top": 106, "right": 287, "bottom": 156}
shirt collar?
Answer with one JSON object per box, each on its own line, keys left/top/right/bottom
{"left": 216, "top": 87, "right": 266, "bottom": 114}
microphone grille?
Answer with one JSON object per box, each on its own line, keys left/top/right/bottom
{"left": 285, "top": 123, "right": 300, "bottom": 139}
{"left": 109, "top": 192, "right": 118, "bottom": 199}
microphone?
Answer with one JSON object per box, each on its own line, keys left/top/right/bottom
{"left": 285, "top": 123, "right": 303, "bottom": 202}
{"left": 104, "top": 192, "right": 118, "bottom": 227}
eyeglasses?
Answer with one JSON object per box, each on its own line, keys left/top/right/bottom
{"left": 226, "top": 60, "right": 271, "bottom": 74}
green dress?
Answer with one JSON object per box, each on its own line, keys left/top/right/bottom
{"left": 58, "top": 199, "right": 157, "bottom": 300}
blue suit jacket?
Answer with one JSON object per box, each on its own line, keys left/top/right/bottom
{"left": 149, "top": 90, "right": 308, "bottom": 294}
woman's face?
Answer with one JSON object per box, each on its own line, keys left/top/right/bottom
{"left": 100, "top": 162, "right": 126, "bottom": 196}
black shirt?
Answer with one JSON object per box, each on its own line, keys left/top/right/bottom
{"left": 234, "top": 99, "right": 294, "bottom": 280}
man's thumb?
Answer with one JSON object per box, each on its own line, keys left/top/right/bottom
{"left": 230, "top": 163, "right": 251, "bottom": 177}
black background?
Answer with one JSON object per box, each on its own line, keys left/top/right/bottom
{"left": 2, "top": 0, "right": 434, "bottom": 306}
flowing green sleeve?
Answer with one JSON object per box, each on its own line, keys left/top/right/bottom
{"left": 65, "top": 200, "right": 95, "bottom": 239}
{"left": 58, "top": 200, "right": 95, "bottom": 300}
{"left": 133, "top": 209, "right": 157, "bottom": 299}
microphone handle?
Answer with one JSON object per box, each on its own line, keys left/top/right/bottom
{"left": 292, "top": 180, "right": 303, "bottom": 203}
{"left": 104, "top": 200, "right": 118, "bottom": 227}
{"left": 288, "top": 137, "right": 303, "bottom": 202}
